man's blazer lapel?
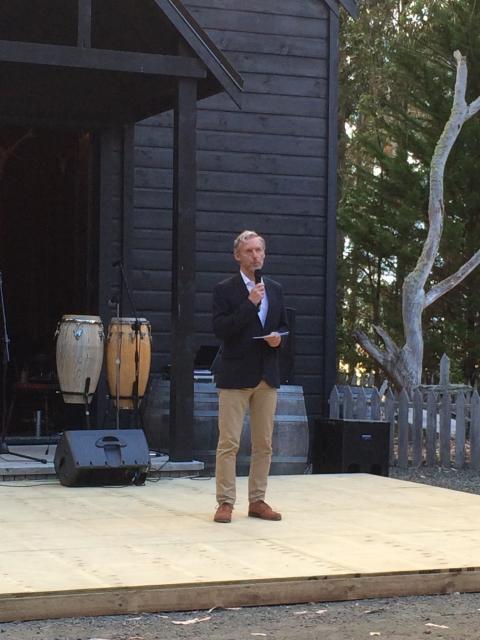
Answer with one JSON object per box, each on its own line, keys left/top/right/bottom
{"left": 232, "top": 272, "right": 248, "bottom": 299}
{"left": 263, "top": 278, "right": 278, "bottom": 333}
{"left": 230, "top": 272, "right": 265, "bottom": 331}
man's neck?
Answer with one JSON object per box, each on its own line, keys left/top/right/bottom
{"left": 240, "top": 269, "right": 255, "bottom": 282}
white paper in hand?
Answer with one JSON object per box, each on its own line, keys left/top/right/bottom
{"left": 253, "top": 331, "right": 289, "bottom": 340}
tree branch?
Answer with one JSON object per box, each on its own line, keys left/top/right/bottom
{"left": 467, "top": 96, "right": 480, "bottom": 118}
{"left": 419, "top": 52, "right": 480, "bottom": 310}
{"left": 453, "top": 50, "right": 468, "bottom": 110}
{"left": 351, "top": 52, "right": 480, "bottom": 393}
{"left": 411, "top": 51, "right": 472, "bottom": 290}
{"left": 353, "top": 329, "right": 390, "bottom": 369}
{"left": 453, "top": 51, "right": 480, "bottom": 120}
{"left": 425, "top": 248, "right": 480, "bottom": 307}
{"left": 373, "top": 324, "right": 400, "bottom": 359}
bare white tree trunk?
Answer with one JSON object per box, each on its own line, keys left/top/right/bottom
{"left": 355, "top": 52, "right": 480, "bottom": 393}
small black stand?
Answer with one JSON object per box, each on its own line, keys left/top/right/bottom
{"left": 82, "top": 377, "right": 91, "bottom": 429}
{"left": 111, "top": 261, "right": 142, "bottom": 429}
{"left": 58, "top": 377, "right": 92, "bottom": 428}
{"left": 0, "top": 271, "right": 46, "bottom": 464}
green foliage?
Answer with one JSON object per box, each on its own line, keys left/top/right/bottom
{"left": 338, "top": 0, "right": 480, "bottom": 385}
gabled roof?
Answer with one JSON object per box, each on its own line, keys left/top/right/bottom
{"left": 0, "top": 0, "right": 243, "bottom": 127}
{"left": 154, "top": 0, "right": 243, "bottom": 105}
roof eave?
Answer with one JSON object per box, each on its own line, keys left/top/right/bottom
{"left": 153, "top": 0, "right": 243, "bottom": 107}
{"left": 339, "top": 0, "right": 358, "bottom": 18}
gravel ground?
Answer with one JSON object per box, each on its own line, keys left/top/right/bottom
{"left": 2, "top": 467, "right": 480, "bottom": 640}
{"left": 389, "top": 465, "right": 480, "bottom": 495}
{"left": 2, "top": 594, "right": 480, "bottom": 640}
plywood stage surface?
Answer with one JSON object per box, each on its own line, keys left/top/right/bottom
{"left": 1, "top": 473, "right": 480, "bottom": 622}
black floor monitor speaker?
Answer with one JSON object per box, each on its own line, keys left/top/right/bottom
{"left": 54, "top": 429, "right": 151, "bottom": 487}
{"left": 312, "top": 419, "right": 390, "bottom": 476}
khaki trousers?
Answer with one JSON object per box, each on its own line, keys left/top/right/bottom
{"left": 215, "top": 380, "right": 278, "bottom": 505}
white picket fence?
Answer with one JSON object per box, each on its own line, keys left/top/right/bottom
{"left": 329, "top": 355, "right": 479, "bottom": 469}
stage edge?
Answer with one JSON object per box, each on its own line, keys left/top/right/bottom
{"left": 1, "top": 569, "right": 480, "bottom": 622}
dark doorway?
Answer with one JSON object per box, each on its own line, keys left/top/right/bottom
{"left": 0, "top": 127, "right": 98, "bottom": 435}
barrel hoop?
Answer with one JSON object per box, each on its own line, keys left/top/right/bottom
{"left": 60, "top": 390, "right": 95, "bottom": 398}
{"left": 106, "top": 394, "right": 145, "bottom": 400}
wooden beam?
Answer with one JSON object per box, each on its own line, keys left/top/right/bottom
{"left": 77, "top": 0, "right": 92, "bottom": 48}
{"left": 2, "top": 569, "right": 480, "bottom": 623}
{"left": 153, "top": 0, "right": 243, "bottom": 106}
{"left": 0, "top": 40, "right": 207, "bottom": 78}
{"left": 323, "top": 11, "right": 340, "bottom": 414}
{"left": 169, "top": 77, "right": 198, "bottom": 461}
{"left": 0, "top": 112, "right": 135, "bottom": 129}
{"left": 322, "top": 0, "right": 340, "bottom": 16}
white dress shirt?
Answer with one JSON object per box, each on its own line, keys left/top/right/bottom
{"left": 241, "top": 270, "right": 268, "bottom": 327}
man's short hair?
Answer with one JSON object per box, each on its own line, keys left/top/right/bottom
{"left": 233, "top": 230, "right": 266, "bottom": 253}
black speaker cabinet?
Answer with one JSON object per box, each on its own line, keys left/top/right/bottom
{"left": 54, "top": 429, "right": 151, "bottom": 487}
{"left": 312, "top": 419, "right": 390, "bottom": 476}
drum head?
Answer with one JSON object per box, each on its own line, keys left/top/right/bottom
{"left": 109, "top": 317, "right": 149, "bottom": 325}
{"left": 61, "top": 315, "right": 102, "bottom": 323}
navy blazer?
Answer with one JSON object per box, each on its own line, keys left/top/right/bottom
{"left": 212, "top": 273, "right": 289, "bottom": 389}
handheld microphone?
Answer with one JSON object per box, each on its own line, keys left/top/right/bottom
{"left": 254, "top": 269, "right": 262, "bottom": 310}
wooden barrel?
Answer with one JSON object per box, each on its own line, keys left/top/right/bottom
{"left": 142, "top": 378, "right": 309, "bottom": 475}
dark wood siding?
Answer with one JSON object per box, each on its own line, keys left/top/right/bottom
{"left": 131, "top": 0, "right": 335, "bottom": 421}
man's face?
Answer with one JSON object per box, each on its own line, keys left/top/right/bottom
{"left": 234, "top": 236, "right": 265, "bottom": 277}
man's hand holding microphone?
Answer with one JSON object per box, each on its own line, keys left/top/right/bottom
{"left": 248, "top": 269, "right": 281, "bottom": 348}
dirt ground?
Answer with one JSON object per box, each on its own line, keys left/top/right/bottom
{"left": 2, "top": 594, "right": 480, "bottom": 640}
{"left": 2, "top": 468, "right": 480, "bottom": 639}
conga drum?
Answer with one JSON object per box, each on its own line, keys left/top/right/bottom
{"left": 55, "top": 315, "right": 104, "bottom": 404}
{"left": 105, "top": 317, "right": 152, "bottom": 409}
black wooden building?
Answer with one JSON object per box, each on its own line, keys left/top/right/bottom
{"left": 130, "top": 0, "right": 357, "bottom": 445}
{"left": 0, "top": 0, "right": 356, "bottom": 458}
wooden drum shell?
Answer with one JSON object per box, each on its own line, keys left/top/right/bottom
{"left": 105, "top": 317, "right": 152, "bottom": 409}
{"left": 55, "top": 315, "right": 104, "bottom": 404}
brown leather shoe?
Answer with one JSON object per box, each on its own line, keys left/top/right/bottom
{"left": 214, "top": 502, "right": 233, "bottom": 523}
{"left": 248, "top": 500, "right": 282, "bottom": 521}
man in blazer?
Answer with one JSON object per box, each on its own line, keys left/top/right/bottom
{"left": 212, "top": 230, "right": 289, "bottom": 523}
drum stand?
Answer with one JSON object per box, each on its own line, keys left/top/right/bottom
{"left": 111, "top": 261, "right": 142, "bottom": 430}
{"left": 0, "top": 271, "right": 46, "bottom": 464}
{"left": 83, "top": 377, "right": 91, "bottom": 428}
{"left": 62, "top": 377, "right": 92, "bottom": 428}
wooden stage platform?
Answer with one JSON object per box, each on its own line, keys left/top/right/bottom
{"left": 1, "top": 473, "right": 480, "bottom": 622}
